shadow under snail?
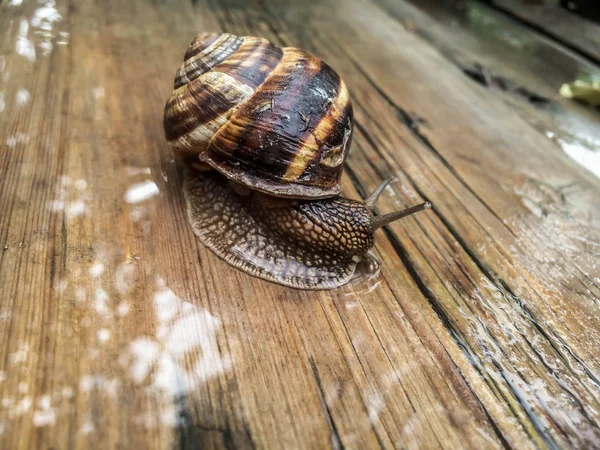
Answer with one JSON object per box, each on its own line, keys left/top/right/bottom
{"left": 163, "top": 32, "right": 431, "bottom": 289}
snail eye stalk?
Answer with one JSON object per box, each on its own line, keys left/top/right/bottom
{"left": 370, "top": 202, "right": 431, "bottom": 231}
{"left": 364, "top": 177, "right": 431, "bottom": 231}
{"left": 365, "top": 177, "right": 395, "bottom": 207}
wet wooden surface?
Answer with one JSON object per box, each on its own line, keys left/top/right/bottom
{"left": 493, "top": 0, "right": 600, "bottom": 62}
{"left": 1, "top": 0, "right": 600, "bottom": 449}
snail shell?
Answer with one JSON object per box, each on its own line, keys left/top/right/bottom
{"left": 164, "top": 32, "right": 353, "bottom": 199}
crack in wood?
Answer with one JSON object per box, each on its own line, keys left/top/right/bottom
{"left": 461, "top": 62, "right": 550, "bottom": 105}
{"left": 445, "top": 342, "right": 514, "bottom": 450}
{"left": 309, "top": 357, "right": 346, "bottom": 450}
{"left": 176, "top": 421, "right": 240, "bottom": 450}
{"left": 173, "top": 376, "right": 253, "bottom": 450}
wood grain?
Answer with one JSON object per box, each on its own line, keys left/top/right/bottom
{"left": 0, "top": 0, "right": 599, "bottom": 449}
{"left": 492, "top": 0, "right": 600, "bottom": 62}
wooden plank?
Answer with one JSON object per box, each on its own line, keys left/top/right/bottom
{"left": 492, "top": 0, "right": 600, "bottom": 62}
{"left": 374, "top": 0, "right": 600, "bottom": 153}
{"left": 0, "top": 0, "right": 599, "bottom": 449}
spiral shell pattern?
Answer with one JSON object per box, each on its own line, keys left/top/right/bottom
{"left": 164, "top": 32, "right": 354, "bottom": 199}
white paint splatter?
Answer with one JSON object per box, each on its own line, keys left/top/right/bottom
{"left": 46, "top": 175, "right": 88, "bottom": 221}
{"left": 61, "top": 387, "right": 73, "bottom": 399}
{"left": 128, "top": 339, "right": 160, "bottom": 383}
{"left": 38, "top": 395, "right": 51, "bottom": 409}
{"left": 75, "top": 287, "right": 86, "bottom": 303}
{"left": 74, "top": 179, "right": 87, "bottom": 190}
{"left": 117, "top": 302, "right": 130, "bottom": 317}
{"left": 115, "top": 261, "right": 135, "bottom": 295}
{"left": 33, "top": 408, "right": 55, "bottom": 427}
{"left": 46, "top": 200, "right": 64, "bottom": 211}
{"left": 96, "top": 329, "right": 111, "bottom": 342}
{"left": 8, "top": 345, "right": 29, "bottom": 364}
{"left": 79, "top": 375, "right": 120, "bottom": 399}
{"left": 6, "top": 133, "right": 30, "bottom": 148}
{"left": 153, "top": 288, "right": 180, "bottom": 323}
{"left": 92, "top": 86, "right": 104, "bottom": 99}
{"left": 93, "top": 289, "right": 111, "bottom": 319}
{"left": 125, "top": 166, "right": 152, "bottom": 176}
{"left": 89, "top": 263, "right": 105, "bottom": 278}
{"left": 30, "top": 2, "right": 63, "bottom": 56}
{"left": 53, "top": 279, "right": 67, "bottom": 292}
{"left": 16, "top": 19, "right": 36, "bottom": 62}
{"left": 66, "top": 201, "right": 85, "bottom": 218}
{"left": 57, "top": 31, "right": 69, "bottom": 46}
{"left": 124, "top": 181, "right": 159, "bottom": 204}
{"left": 123, "top": 278, "right": 232, "bottom": 412}
{"left": 16, "top": 89, "right": 30, "bottom": 106}
{"left": 31, "top": 5, "right": 62, "bottom": 28}
{"left": 79, "top": 420, "right": 94, "bottom": 435}
{"left": 15, "top": 397, "right": 32, "bottom": 415}
{"left": 129, "top": 206, "right": 148, "bottom": 222}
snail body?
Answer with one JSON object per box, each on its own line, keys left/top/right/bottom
{"left": 165, "top": 32, "right": 430, "bottom": 289}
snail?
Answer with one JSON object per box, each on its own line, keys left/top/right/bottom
{"left": 163, "top": 32, "right": 431, "bottom": 289}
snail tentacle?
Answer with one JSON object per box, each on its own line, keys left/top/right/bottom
{"left": 365, "top": 176, "right": 395, "bottom": 207}
{"left": 369, "top": 202, "right": 432, "bottom": 232}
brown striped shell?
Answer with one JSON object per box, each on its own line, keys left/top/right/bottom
{"left": 163, "top": 32, "right": 354, "bottom": 199}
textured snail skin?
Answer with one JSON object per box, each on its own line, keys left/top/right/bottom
{"left": 164, "top": 32, "right": 353, "bottom": 199}
{"left": 183, "top": 172, "right": 372, "bottom": 289}
{"left": 257, "top": 195, "right": 374, "bottom": 258}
